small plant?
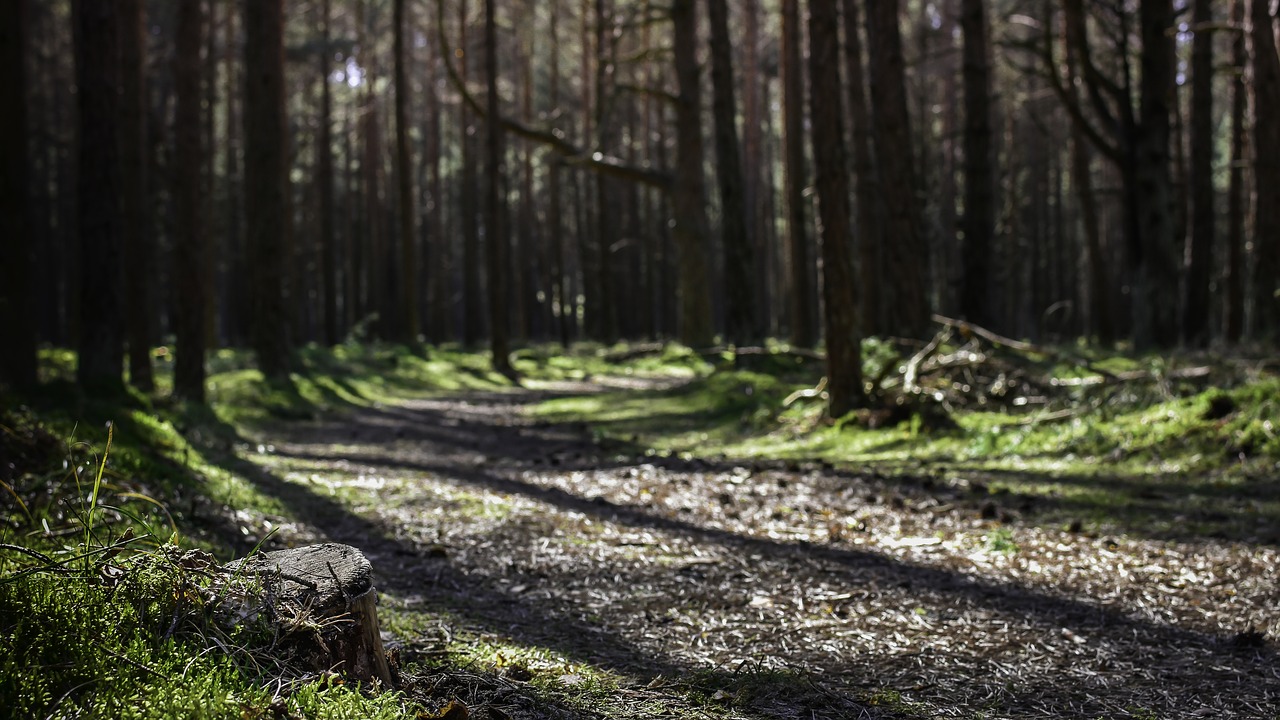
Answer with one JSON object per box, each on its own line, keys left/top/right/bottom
{"left": 984, "top": 527, "right": 1019, "bottom": 554}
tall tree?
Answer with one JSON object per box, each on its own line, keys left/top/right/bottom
{"left": 840, "top": 0, "right": 883, "bottom": 336}
{"left": 119, "top": 0, "right": 153, "bottom": 391}
{"left": 460, "top": 0, "right": 484, "bottom": 346}
{"left": 671, "top": 0, "right": 714, "bottom": 346}
{"left": 1050, "top": 0, "right": 1179, "bottom": 348}
{"left": 318, "top": 0, "right": 338, "bottom": 346}
{"left": 707, "top": 0, "right": 757, "bottom": 343}
{"left": 1251, "top": 0, "right": 1280, "bottom": 338}
{"left": 484, "top": 0, "right": 514, "bottom": 374}
{"left": 1182, "top": 0, "right": 1215, "bottom": 347}
{"left": 73, "top": 0, "right": 125, "bottom": 393}
{"left": 243, "top": 0, "right": 294, "bottom": 378}
{"left": 173, "top": 0, "right": 207, "bottom": 400}
{"left": 866, "top": 0, "right": 930, "bottom": 336}
{"left": 959, "top": 0, "right": 997, "bottom": 328}
{"left": 1224, "top": 0, "right": 1247, "bottom": 343}
{"left": 808, "top": 0, "right": 864, "bottom": 417}
{"left": 394, "top": 0, "right": 420, "bottom": 346}
{"left": 780, "top": 0, "right": 816, "bottom": 348}
{"left": 0, "top": 0, "right": 36, "bottom": 390}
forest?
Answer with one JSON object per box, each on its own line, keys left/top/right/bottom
{"left": 1, "top": 0, "right": 1279, "bottom": 718}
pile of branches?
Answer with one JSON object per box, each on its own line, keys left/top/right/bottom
{"left": 867, "top": 315, "right": 1214, "bottom": 419}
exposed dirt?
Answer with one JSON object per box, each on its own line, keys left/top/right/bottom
{"left": 225, "top": 379, "right": 1280, "bottom": 719}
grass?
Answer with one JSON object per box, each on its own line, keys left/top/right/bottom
{"left": 532, "top": 344, "right": 1280, "bottom": 545}
{"left": 4, "top": 340, "right": 1277, "bottom": 719}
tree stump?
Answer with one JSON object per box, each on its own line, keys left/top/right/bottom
{"left": 225, "top": 543, "right": 393, "bottom": 686}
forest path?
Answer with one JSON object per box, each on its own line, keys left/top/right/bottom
{"left": 235, "top": 378, "right": 1279, "bottom": 719}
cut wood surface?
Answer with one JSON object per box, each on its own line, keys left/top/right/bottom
{"left": 227, "top": 543, "right": 393, "bottom": 686}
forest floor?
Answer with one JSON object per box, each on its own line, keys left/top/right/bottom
{"left": 223, "top": 375, "right": 1279, "bottom": 720}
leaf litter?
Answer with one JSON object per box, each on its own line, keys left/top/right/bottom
{"left": 239, "top": 381, "right": 1279, "bottom": 719}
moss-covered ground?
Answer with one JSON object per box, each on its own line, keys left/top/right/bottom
{"left": 3, "top": 341, "right": 1277, "bottom": 719}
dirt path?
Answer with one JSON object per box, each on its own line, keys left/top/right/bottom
{"left": 232, "top": 380, "right": 1279, "bottom": 719}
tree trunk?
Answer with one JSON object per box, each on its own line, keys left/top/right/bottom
{"left": 1182, "top": 0, "right": 1215, "bottom": 347}
{"left": 960, "top": 0, "right": 997, "bottom": 329}
{"left": 243, "top": 0, "right": 293, "bottom": 378}
{"left": 866, "top": 0, "right": 930, "bottom": 337}
{"left": 671, "top": 0, "right": 714, "bottom": 346}
{"left": 1130, "top": 0, "right": 1179, "bottom": 348}
{"left": 394, "top": 0, "right": 420, "bottom": 347}
{"left": 742, "top": 0, "right": 768, "bottom": 336}
{"left": 224, "top": 544, "right": 392, "bottom": 687}
{"left": 460, "top": 0, "right": 484, "bottom": 346}
{"left": 484, "top": 0, "right": 513, "bottom": 374}
{"left": 1224, "top": 0, "right": 1247, "bottom": 343}
{"left": 224, "top": 0, "right": 247, "bottom": 347}
{"left": 74, "top": 0, "right": 125, "bottom": 393}
{"left": 174, "top": 0, "right": 207, "bottom": 401}
{"left": 548, "top": 0, "right": 570, "bottom": 347}
{"left": 707, "top": 0, "right": 758, "bottom": 343}
{"left": 780, "top": 0, "right": 816, "bottom": 348}
{"left": 1251, "top": 0, "right": 1280, "bottom": 338}
{"left": 840, "top": 0, "right": 883, "bottom": 337}
{"left": 318, "top": 0, "right": 338, "bottom": 346}
{"left": 118, "top": 0, "right": 153, "bottom": 392}
{"left": 808, "top": 0, "right": 864, "bottom": 418}
{"left": 0, "top": 0, "right": 36, "bottom": 390}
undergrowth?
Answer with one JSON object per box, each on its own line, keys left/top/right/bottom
{"left": 4, "top": 340, "right": 1277, "bottom": 718}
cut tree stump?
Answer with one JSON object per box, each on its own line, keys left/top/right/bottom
{"left": 224, "top": 543, "right": 393, "bottom": 686}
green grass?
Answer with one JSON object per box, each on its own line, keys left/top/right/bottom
{"left": 6, "top": 341, "right": 1277, "bottom": 719}
{"left": 532, "top": 351, "right": 1280, "bottom": 544}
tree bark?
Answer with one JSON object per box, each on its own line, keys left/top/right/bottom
{"left": 118, "top": 0, "right": 153, "bottom": 392}
{"left": 780, "top": 0, "right": 816, "bottom": 348}
{"left": 394, "top": 0, "right": 420, "bottom": 347}
{"left": 318, "top": 0, "right": 338, "bottom": 346}
{"left": 1251, "top": 0, "right": 1280, "bottom": 338}
{"left": 460, "top": 0, "right": 484, "bottom": 346}
{"left": 808, "top": 0, "right": 864, "bottom": 417}
{"left": 484, "top": 0, "right": 513, "bottom": 374}
{"left": 243, "top": 0, "right": 294, "bottom": 379}
{"left": 174, "top": 0, "right": 207, "bottom": 401}
{"left": 0, "top": 0, "right": 36, "bottom": 390}
{"left": 671, "top": 0, "right": 714, "bottom": 346}
{"left": 1225, "top": 0, "right": 1247, "bottom": 343}
{"left": 707, "top": 0, "right": 758, "bottom": 343}
{"left": 866, "top": 0, "right": 930, "bottom": 337}
{"left": 959, "top": 0, "right": 997, "bottom": 329}
{"left": 1130, "top": 0, "right": 1179, "bottom": 348}
{"left": 840, "top": 0, "right": 883, "bottom": 337}
{"left": 73, "top": 0, "right": 125, "bottom": 393}
{"left": 1182, "top": 0, "right": 1215, "bottom": 347}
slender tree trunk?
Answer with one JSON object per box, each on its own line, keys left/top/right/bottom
{"left": 224, "top": 0, "right": 246, "bottom": 346}
{"left": 484, "top": 0, "right": 513, "bottom": 374}
{"left": 707, "top": 0, "right": 757, "bottom": 343}
{"left": 1131, "top": 0, "right": 1179, "bottom": 348}
{"left": 117, "top": 0, "right": 153, "bottom": 391}
{"left": 1182, "top": 0, "right": 1215, "bottom": 346}
{"left": 74, "top": 0, "right": 125, "bottom": 393}
{"left": 781, "top": 0, "right": 816, "bottom": 348}
{"left": 592, "top": 0, "right": 617, "bottom": 342}
{"left": 0, "top": 0, "right": 36, "bottom": 390}
{"left": 742, "top": 0, "right": 768, "bottom": 335}
{"left": 866, "top": 0, "right": 930, "bottom": 336}
{"left": 840, "top": 0, "right": 883, "bottom": 337}
{"left": 1225, "top": 0, "right": 1247, "bottom": 343}
{"left": 460, "top": 0, "right": 484, "bottom": 346}
{"left": 960, "top": 0, "right": 997, "bottom": 328}
{"left": 1251, "top": 0, "right": 1280, "bottom": 338}
{"left": 394, "top": 0, "right": 420, "bottom": 346}
{"left": 425, "top": 8, "right": 449, "bottom": 344}
{"left": 318, "top": 0, "right": 338, "bottom": 346}
{"left": 808, "top": 0, "right": 864, "bottom": 417}
{"left": 243, "top": 0, "right": 293, "bottom": 378}
{"left": 548, "top": 0, "right": 570, "bottom": 347}
{"left": 174, "top": 0, "right": 207, "bottom": 401}
{"left": 672, "top": 0, "right": 714, "bottom": 346}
